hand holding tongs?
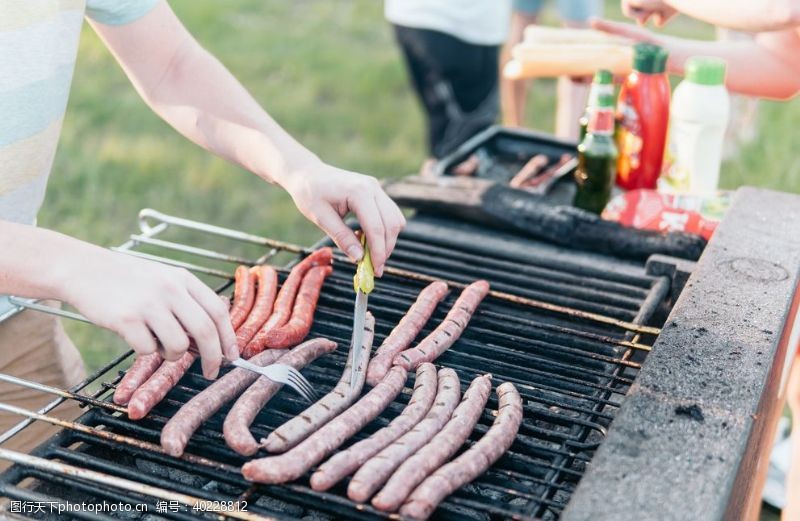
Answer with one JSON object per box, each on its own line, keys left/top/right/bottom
{"left": 6, "top": 296, "right": 317, "bottom": 403}
{"left": 349, "top": 233, "right": 374, "bottom": 390}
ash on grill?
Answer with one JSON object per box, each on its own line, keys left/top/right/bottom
{"left": 0, "top": 208, "right": 677, "bottom": 521}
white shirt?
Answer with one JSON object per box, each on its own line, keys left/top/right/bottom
{"left": 385, "top": 0, "right": 512, "bottom": 46}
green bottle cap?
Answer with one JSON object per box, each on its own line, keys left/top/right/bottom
{"left": 596, "top": 93, "right": 615, "bottom": 108}
{"left": 632, "top": 43, "right": 668, "bottom": 74}
{"left": 593, "top": 69, "right": 613, "bottom": 85}
{"left": 685, "top": 56, "right": 726, "bottom": 85}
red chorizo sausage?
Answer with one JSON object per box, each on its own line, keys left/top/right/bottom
{"left": 393, "top": 280, "right": 489, "bottom": 370}
{"left": 223, "top": 338, "right": 337, "bottom": 456}
{"left": 371, "top": 373, "right": 493, "bottom": 512}
{"left": 262, "top": 312, "right": 374, "bottom": 453}
{"left": 243, "top": 248, "right": 332, "bottom": 357}
{"left": 229, "top": 265, "right": 257, "bottom": 330}
{"left": 242, "top": 366, "right": 408, "bottom": 484}
{"left": 254, "top": 265, "right": 332, "bottom": 351}
{"left": 347, "top": 368, "right": 461, "bottom": 503}
{"left": 160, "top": 348, "right": 288, "bottom": 457}
{"left": 113, "top": 353, "right": 163, "bottom": 406}
{"left": 400, "top": 382, "right": 523, "bottom": 520}
{"left": 365, "top": 282, "right": 449, "bottom": 387}
{"left": 126, "top": 352, "right": 197, "bottom": 420}
{"left": 311, "top": 362, "right": 438, "bottom": 491}
{"left": 235, "top": 266, "right": 278, "bottom": 351}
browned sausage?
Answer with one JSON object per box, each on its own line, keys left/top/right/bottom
{"left": 394, "top": 280, "right": 489, "bottom": 370}
{"left": 160, "top": 348, "right": 288, "bottom": 457}
{"left": 230, "top": 265, "right": 257, "bottom": 330}
{"left": 255, "top": 265, "right": 332, "bottom": 350}
{"left": 113, "top": 353, "right": 163, "bottom": 405}
{"left": 371, "top": 373, "right": 493, "bottom": 512}
{"left": 311, "top": 362, "right": 438, "bottom": 491}
{"left": 243, "top": 248, "right": 333, "bottom": 358}
{"left": 365, "top": 282, "right": 449, "bottom": 387}
{"left": 347, "top": 368, "right": 461, "bottom": 503}
{"left": 400, "top": 382, "right": 523, "bottom": 520}
{"left": 223, "top": 338, "right": 337, "bottom": 456}
{"left": 235, "top": 266, "right": 278, "bottom": 351}
{"left": 509, "top": 154, "right": 548, "bottom": 188}
{"left": 262, "top": 312, "right": 375, "bottom": 453}
{"left": 127, "top": 352, "right": 197, "bottom": 420}
{"left": 242, "top": 366, "right": 408, "bottom": 484}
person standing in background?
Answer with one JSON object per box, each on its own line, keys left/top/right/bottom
{"left": 385, "top": 0, "right": 512, "bottom": 176}
{"left": 501, "top": 0, "right": 603, "bottom": 140}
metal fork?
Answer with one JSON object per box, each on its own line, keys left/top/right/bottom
{"left": 229, "top": 358, "right": 318, "bottom": 403}
{"left": 6, "top": 296, "right": 318, "bottom": 403}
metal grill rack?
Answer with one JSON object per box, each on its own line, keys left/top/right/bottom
{"left": 0, "top": 209, "right": 672, "bottom": 520}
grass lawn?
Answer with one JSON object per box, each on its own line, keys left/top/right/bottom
{"left": 38, "top": 2, "right": 794, "bottom": 517}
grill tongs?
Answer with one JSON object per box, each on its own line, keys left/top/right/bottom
{"left": 5, "top": 296, "right": 318, "bottom": 403}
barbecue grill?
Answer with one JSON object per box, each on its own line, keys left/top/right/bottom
{"left": 0, "top": 186, "right": 798, "bottom": 521}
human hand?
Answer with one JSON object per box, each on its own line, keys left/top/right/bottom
{"left": 621, "top": 0, "right": 678, "bottom": 27}
{"left": 591, "top": 17, "right": 666, "bottom": 46}
{"left": 283, "top": 160, "right": 406, "bottom": 277}
{"left": 59, "top": 250, "right": 237, "bottom": 379}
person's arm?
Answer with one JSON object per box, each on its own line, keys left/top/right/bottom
{"left": 593, "top": 19, "right": 800, "bottom": 100}
{"left": 621, "top": 0, "right": 800, "bottom": 31}
{"left": 0, "top": 221, "right": 237, "bottom": 379}
{"left": 87, "top": 1, "right": 405, "bottom": 276}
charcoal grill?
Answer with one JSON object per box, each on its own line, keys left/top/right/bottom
{"left": 0, "top": 186, "right": 798, "bottom": 521}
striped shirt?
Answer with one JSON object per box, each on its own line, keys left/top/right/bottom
{"left": 0, "top": 0, "right": 158, "bottom": 226}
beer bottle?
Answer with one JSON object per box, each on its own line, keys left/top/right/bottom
{"left": 574, "top": 93, "right": 618, "bottom": 214}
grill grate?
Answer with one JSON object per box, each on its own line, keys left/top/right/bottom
{"left": 0, "top": 210, "right": 671, "bottom": 520}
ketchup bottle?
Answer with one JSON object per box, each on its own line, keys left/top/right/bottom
{"left": 615, "top": 43, "right": 670, "bottom": 190}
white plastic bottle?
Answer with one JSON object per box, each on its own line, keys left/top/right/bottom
{"left": 662, "top": 57, "right": 730, "bottom": 193}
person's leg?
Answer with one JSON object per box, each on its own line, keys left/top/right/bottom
{"left": 0, "top": 303, "right": 85, "bottom": 471}
{"left": 554, "top": 0, "right": 604, "bottom": 140}
{"left": 784, "top": 352, "right": 800, "bottom": 521}
{"left": 501, "top": 1, "right": 542, "bottom": 127}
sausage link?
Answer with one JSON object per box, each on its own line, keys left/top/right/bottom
{"left": 126, "top": 352, "right": 197, "bottom": 420}
{"left": 235, "top": 266, "right": 278, "bottom": 351}
{"left": 371, "top": 373, "right": 493, "bottom": 512}
{"left": 400, "top": 382, "right": 522, "bottom": 520}
{"left": 347, "top": 368, "right": 461, "bottom": 503}
{"left": 113, "top": 353, "right": 163, "bottom": 405}
{"left": 262, "top": 312, "right": 375, "bottom": 453}
{"left": 242, "top": 366, "right": 408, "bottom": 484}
{"left": 254, "top": 265, "right": 332, "bottom": 351}
{"left": 243, "top": 248, "right": 332, "bottom": 357}
{"left": 223, "top": 338, "right": 337, "bottom": 456}
{"left": 160, "top": 348, "right": 287, "bottom": 457}
{"left": 230, "top": 265, "right": 258, "bottom": 330}
{"left": 311, "top": 363, "right": 438, "bottom": 491}
{"left": 365, "top": 282, "right": 449, "bottom": 387}
{"left": 394, "top": 280, "right": 489, "bottom": 370}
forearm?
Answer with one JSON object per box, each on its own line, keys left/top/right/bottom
{"left": 665, "top": 0, "right": 800, "bottom": 31}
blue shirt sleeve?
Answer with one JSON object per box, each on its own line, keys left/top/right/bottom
{"left": 86, "top": 0, "right": 160, "bottom": 26}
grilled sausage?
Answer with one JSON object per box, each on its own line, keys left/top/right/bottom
{"left": 400, "top": 382, "right": 522, "bottom": 520}
{"left": 311, "top": 362, "right": 438, "bottom": 491}
{"left": 243, "top": 248, "right": 333, "bottom": 358}
{"left": 113, "top": 353, "right": 163, "bottom": 405}
{"left": 365, "top": 282, "right": 449, "bottom": 387}
{"left": 509, "top": 154, "right": 548, "bottom": 188}
{"left": 347, "top": 368, "right": 461, "bottom": 503}
{"left": 242, "top": 366, "right": 408, "bottom": 484}
{"left": 223, "top": 338, "right": 337, "bottom": 456}
{"left": 160, "top": 348, "right": 287, "bottom": 457}
{"left": 127, "top": 352, "right": 197, "bottom": 420}
{"left": 394, "top": 280, "right": 489, "bottom": 370}
{"left": 235, "top": 266, "right": 278, "bottom": 351}
{"left": 371, "top": 373, "right": 493, "bottom": 512}
{"left": 254, "top": 265, "right": 332, "bottom": 350}
{"left": 230, "top": 265, "right": 258, "bottom": 330}
{"left": 262, "top": 312, "right": 375, "bottom": 453}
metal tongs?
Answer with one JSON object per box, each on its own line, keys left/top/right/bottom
{"left": 349, "top": 233, "right": 374, "bottom": 390}
{"left": 5, "top": 296, "right": 317, "bottom": 403}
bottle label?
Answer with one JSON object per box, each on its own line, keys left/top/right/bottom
{"left": 587, "top": 109, "right": 615, "bottom": 135}
{"left": 616, "top": 93, "right": 643, "bottom": 176}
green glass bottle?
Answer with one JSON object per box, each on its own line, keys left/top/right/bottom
{"left": 579, "top": 69, "right": 614, "bottom": 142}
{"left": 574, "top": 93, "right": 618, "bottom": 214}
